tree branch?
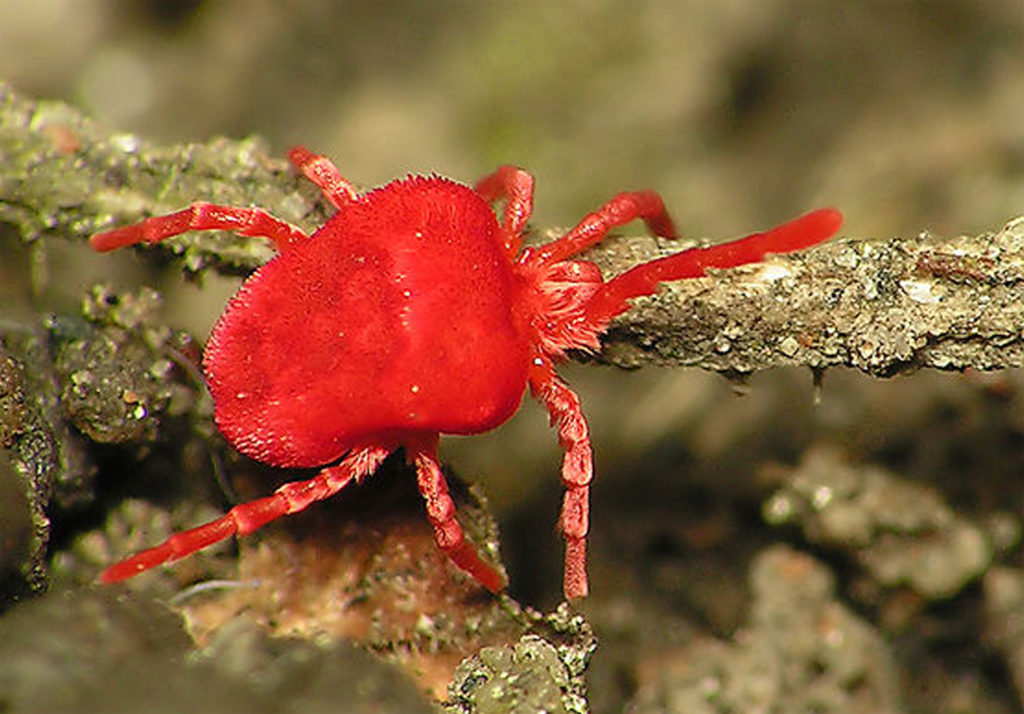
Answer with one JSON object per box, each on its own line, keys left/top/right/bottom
{"left": 589, "top": 218, "right": 1024, "bottom": 376}
{"left": 0, "top": 81, "right": 326, "bottom": 275}
{"left": 3, "top": 81, "right": 1022, "bottom": 378}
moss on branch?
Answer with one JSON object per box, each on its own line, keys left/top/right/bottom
{"left": 3, "top": 81, "right": 1022, "bottom": 378}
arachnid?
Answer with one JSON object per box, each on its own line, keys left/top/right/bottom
{"left": 91, "top": 146, "right": 842, "bottom": 599}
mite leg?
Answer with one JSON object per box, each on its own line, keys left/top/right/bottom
{"left": 407, "top": 436, "right": 507, "bottom": 593}
{"left": 528, "top": 355, "right": 593, "bottom": 600}
{"left": 474, "top": 165, "right": 535, "bottom": 256}
{"left": 287, "top": 145, "right": 359, "bottom": 210}
{"left": 99, "top": 446, "right": 391, "bottom": 583}
{"left": 90, "top": 202, "right": 309, "bottom": 253}
{"left": 583, "top": 207, "right": 843, "bottom": 329}
{"left": 527, "top": 190, "right": 679, "bottom": 267}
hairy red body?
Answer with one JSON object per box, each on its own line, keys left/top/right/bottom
{"left": 206, "top": 177, "right": 530, "bottom": 468}
{"left": 91, "top": 146, "right": 842, "bottom": 599}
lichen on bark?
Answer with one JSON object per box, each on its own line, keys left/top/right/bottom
{"left": 3, "top": 80, "right": 1022, "bottom": 379}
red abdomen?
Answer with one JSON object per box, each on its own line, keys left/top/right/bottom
{"left": 204, "top": 177, "right": 530, "bottom": 467}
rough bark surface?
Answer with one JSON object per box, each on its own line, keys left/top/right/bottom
{"left": 3, "top": 81, "right": 1021, "bottom": 379}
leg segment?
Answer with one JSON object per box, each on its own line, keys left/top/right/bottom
{"left": 474, "top": 165, "right": 535, "bottom": 256}
{"left": 407, "top": 435, "right": 507, "bottom": 593}
{"left": 583, "top": 207, "right": 843, "bottom": 329}
{"left": 287, "top": 145, "right": 359, "bottom": 210}
{"left": 99, "top": 446, "right": 390, "bottom": 583}
{"left": 529, "top": 355, "right": 593, "bottom": 600}
{"left": 527, "top": 190, "right": 679, "bottom": 267}
{"left": 90, "top": 202, "right": 309, "bottom": 253}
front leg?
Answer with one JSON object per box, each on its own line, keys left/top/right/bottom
{"left": 526, "top": 190, "right": 678, "bottom": 267}
{"left": 529, "top": 355, "right": 593, "bottom": 600}
{"left": 583, "top": 207, "right": 843, "bottom": 328}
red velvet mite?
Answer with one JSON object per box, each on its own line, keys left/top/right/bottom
{"left": 91, "top": 146, "right": 842, "bottom": 599}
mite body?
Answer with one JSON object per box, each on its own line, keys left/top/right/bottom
{"left": 92, "top": 146, "right": 842, "bottom": 599}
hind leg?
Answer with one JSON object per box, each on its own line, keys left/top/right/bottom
{"left": 287, "top": 145, "right": 359, "bottom": 210}
{"left": 90, "top": 202, "right": 309, "bottom": 252}
{"left": 100, "top": 446, "right": 390, "bottom": 583}
{"left": 407, "top": 436, "right": 507, "bottom": 593}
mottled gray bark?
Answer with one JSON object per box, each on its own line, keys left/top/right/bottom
{"left": 3, "top": 81, "right": 1021, "bottom": 378}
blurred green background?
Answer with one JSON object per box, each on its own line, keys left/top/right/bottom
{"left": 3, "top": 0, "right": 1020, "bottom": 240}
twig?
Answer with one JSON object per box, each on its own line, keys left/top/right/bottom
{"left": 0, "top": 81, "right": 325, "bottom": 275}
{"left": 3, "top": 81, "right": 1022, "bottom": 378}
